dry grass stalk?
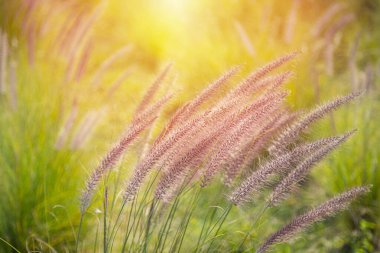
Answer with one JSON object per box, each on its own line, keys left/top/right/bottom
{"left": 9, "top": 59, "right": 18, "bottom": 110}
{"left": 311, "top": 2, "right": 346, "bottom": 38}
{"left": 134, "top": 63, "right": 172, "bottom": 115}
{"left": 230, "top": 133, "right": 349, "bottom": 205}
{"left": 257, "top": 186, "right": 371, "bottom": 253}
{"left": 269, "top": 91, "right": 362, "bottom": 156}
{"left": 0, "top": 30, "right": 8, "bottom": 94}
{"left": 268, "top": 130, "right": 355, "bottom": 206}
{"left": 70, "top": 108, "right": 106, "bottom": 150}
{"left": 55, "top": 100, "right": 78, "bottom": 149}
{"left": 234, "top": 21, "right": 256, "bottom": 56}
{"left": 91, "top": 44, "right": 133, "bottom": 87}
{"left": 80, "top": 94, "right": 171, "bottom": 212}
{"left": 80, "top": 114, "right": 157, "bottom": 213}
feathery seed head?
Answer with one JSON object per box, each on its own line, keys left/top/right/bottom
{"left": 123, "top": 115, "right": 201, "bottom": 201}
{"left": 269, "top": 91, "right": 362, "bottom": 156}
{"left": 134, "top": 63, "right": 172, "bottom": 115}
{"left": 230, "top": 131, "right": 355, "bottom": 205}
{"left": 157, "top": 65, "right": 241, "bottom": 141}
{"left": 229, "top": 52, "right": 298, "bottom": 98}
{"left": 257, "top": 186, "right": 370, "bottom": 253}
{"left": 202, "top": 91, "right": 288, "bottom": 187}
{"left": 268, "top": 130, "right": 356, "bottom": 206}
{"left": 155, "top": 134, "right": 216, "bottom": 200}
{"left": 80, "top": 112, "right": 159, "bottom": 213}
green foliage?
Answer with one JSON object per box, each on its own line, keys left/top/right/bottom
{"left": 0, "top": 52, "right": 82, "bottom": 252}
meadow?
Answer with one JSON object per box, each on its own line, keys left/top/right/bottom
{"left": 0, "top": 0, "right": 379, "bottom": 252}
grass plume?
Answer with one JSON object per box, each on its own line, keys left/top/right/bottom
{"left": 257, "top": 186, "right": 371, "bottom": 253}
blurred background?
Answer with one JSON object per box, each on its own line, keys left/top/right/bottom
{"left": 0, "top": 0, "right": 379, "bottom": 252}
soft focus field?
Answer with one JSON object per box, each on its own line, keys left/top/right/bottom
{"left": 0, "top": 0, "right": 379, "bottom": 252}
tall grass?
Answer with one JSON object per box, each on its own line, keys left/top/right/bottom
{"left": 72, "top": 53, "right": 370, "bottom": 252}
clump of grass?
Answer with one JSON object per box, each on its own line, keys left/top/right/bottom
{"left": 77, "top": 53, "right": 369, "bottom": 252}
